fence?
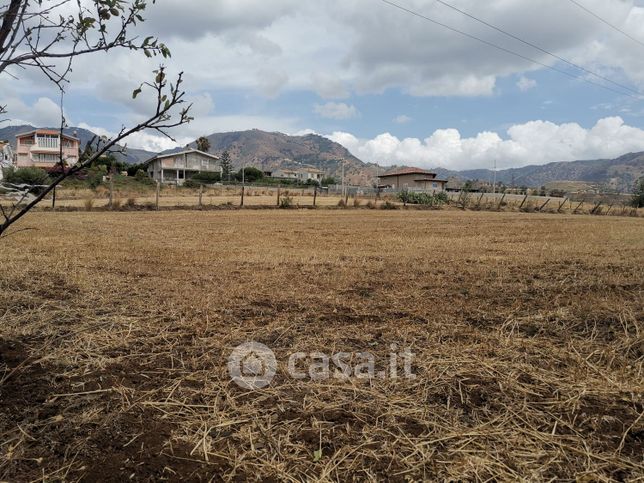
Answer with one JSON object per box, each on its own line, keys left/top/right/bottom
{"left": 1, "top": 181, "right": 641, "bottom": 217}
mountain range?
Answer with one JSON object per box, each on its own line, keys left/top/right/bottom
{"left": 2, "top": 125, "right": 642, "bottom": 191}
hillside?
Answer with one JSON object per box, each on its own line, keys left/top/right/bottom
{"left": 433, "top": 153, "right": 644, "bottom": 192}
{"left": 178, "top": 130, "right": 381, "bottom": 186}
{"left": 0, "top": 125, "right": 155, "bottom": 164}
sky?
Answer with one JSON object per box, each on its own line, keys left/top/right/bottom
{"left": 3, "top": 0, "right": 644, "bottom": 170}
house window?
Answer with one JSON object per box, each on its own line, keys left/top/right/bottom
{"left": 432, "top": 183, "right": 438, "bottom": 188}
{"left": 202, "top": 159, "right": 210, "bottom": 169}
{"left": 33, "top": 153, "right": 60, "bottom": 163}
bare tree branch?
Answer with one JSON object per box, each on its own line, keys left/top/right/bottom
{"left": 0, "top": 67, "right": 192, "bottom": 238}
{"left": 0, "top": 1, "right": 171, "bottom": 81}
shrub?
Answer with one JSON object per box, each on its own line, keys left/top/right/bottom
{"left": 87, "top": 165, "right": 107, "bottom": 189}
{"left": 84, "top": 198, "right": 94, "bottom": 211}
{"left": 398, "top": 190, "right": 448, "bottom": 206}
{"left": 279, "top": 195, "right": 294, "bottom": 208}
{"left": 321, "top": 176, "right": 336, "bottom": 187}
{"left": 125, "top": 197, "right": 137, "bottom": 208}
{"left": 191, "top": 171, "right": 221, "bottom": 184}
{"left": 381, "top": 201, "right": 397, "bottom": 210}
{"left": 183, "top": 179, "right": 202, "bottom": 189}
{"left": 631, "top": 178, "right": 644, "bottom": 208}
{"left": 337, "top": 199, "right": 347, "bottom": 208}
{"left": 236, "top": 167, "right": 264, "bottom": 183}
{"left": 4, "top": 167, "right": 50, "bottom": 192}
{"left": 353, "top": 197, "right": 362, "bottom": 207}
{"left": 366, "top": 201, "right": 376, "bottom": 209}
{"left": 134, "top": 169, "right": 154, "bottom": 185}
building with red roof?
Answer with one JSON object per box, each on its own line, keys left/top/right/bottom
{"left": 378, "top": 167, "right": 447, "bottom": 192}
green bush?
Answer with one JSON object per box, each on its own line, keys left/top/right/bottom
{"left": 3, "top": 167, "right": 50, "bottom": 192}
{"left": 87, "top": 165, "right": 107, "bottom": 189}
{"left": 279, "top": 194, "right": 294, "bottom": 208}
{"left": 134, "top": 169, "right": 154, "bottom": 185}
{"left": 183, "top": 179, "right": 202, "bottom": 188}
{"left": 321, "top": 176, "right": 336, "bottom": 187}
{"left": 4, "top": 166, "right": 50, "bottom": 185}
{"left": 235, "top": 167, "right": 264, "bottom": 183}
{"left": 191, "top": 171, "right": 221, "bottom": 184}
{"left": 631, "top": 178, "right": 644, "bottom": 208}
{"left": 398, "top": 190, "right": 448, "bottom": 206}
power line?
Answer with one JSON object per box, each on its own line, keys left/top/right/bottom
{"left": 431, "top": 0, "right": 640, "bottom": 96}
{"left": 379, "top": 0, "right": 641, "bottom": 99}
{"left": 566, "top": 0, "right": 644, "bottom": 49}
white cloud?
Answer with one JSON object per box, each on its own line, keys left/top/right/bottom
{"left": 3, "top": 97, "right": 66, "bottom": 127}
{"left": 5, "top": 0, "right": 644, "bottom": 104}
{"left": 517, "top": 76, "right": 537, "bottom": 92}
{"left": 313, "top": 102, "right": 360, "bottom": 120}
{"left": 327, "top": 117, "right": 644, "bottom": 170}
{"left": 393, "top": 114, "right": 412, "bottom": 124}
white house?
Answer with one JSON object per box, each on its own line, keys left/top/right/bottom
{"left": 272, "top": 165, "right": 324, "bottom": 182}
{"left": 143, "top": 149, "right": 221, "bottom": 185}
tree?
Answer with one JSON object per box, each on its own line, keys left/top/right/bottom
{"left": 196, "top": 136, "right": 211, "bottom": 153}
{"left": 236, "top": 167, "right": 263, "bottom": 183}
{"left": 0, "top": 2, "right": 192, "bottom": 237}
{"left": 220, "top": 151, "right": 233, "bottom": 182}
{"left": 632, "top": 177, "right": 644, "bottom": 208}
{"left": 321, "top": 176, "right": 336, "bottom": 187}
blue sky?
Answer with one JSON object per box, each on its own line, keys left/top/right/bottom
{"left": 3, "top": 0, "right": 644, "bottom": 170}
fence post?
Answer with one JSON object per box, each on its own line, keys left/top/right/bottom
{"left": 539, "top": 198, "right": 550, "bottom": 211}
{"left": 51, "top": 185, "right": 56, "bottom": 210}
{"left": 198, "top": 184, "right": 203, "bottom": 209}
{"left": 497, "top": 193, "right": 506, "bottom": 210}
{"left": 240, "top": 186, "right": 245, "bottom": 207}
{"left": 605, "top": 203, "right": 613, "bottom": 216}
{"left": 313, "top": 185, "right": 317, "bottom": 207}
{"left": 476, "top": 193, "right": 484, "bottom": 208}
{"left": 109, "top": 174, "right": 114, "bottom": 210}
{"left": 558, "top": 198, "right": 567, "bottom": 213}
{"left": 155, "top": 181, "right": 160, "bottom": 211}
{"left": 277, "top": 186, "right": 281, "bottom": 206}
{"left": 519, "top": 194, "right": 528, "bottom": 210}
{"left": 573, "top": 200, "right": 584, "bottom": 214}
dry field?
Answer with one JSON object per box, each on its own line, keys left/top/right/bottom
{"left": 0, "top": 210, "right": 643, "bottom": 481}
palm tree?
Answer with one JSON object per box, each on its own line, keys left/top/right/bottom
{"left": 196, "top": 136, "right": 211, "bottom": 153}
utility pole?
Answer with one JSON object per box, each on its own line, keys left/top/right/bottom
{"left": 492, "top": 159, "right": 497, "bottom": 195}
{"left": 341, "top": 161, "right": 345, "bottom": 199}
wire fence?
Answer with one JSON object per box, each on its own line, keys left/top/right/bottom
{"left": 1, "top": 181, "right": 641, "bottom": 217}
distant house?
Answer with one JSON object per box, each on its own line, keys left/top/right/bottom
{"left": 14, "top": 129, "right": 80, "bottom": 168}
{"left": 144, "top": 149, "right": 221, "bottom": 185}
{"left": 296, "top": 166, "right": 323, "bottom": 183}
{"left": 272, "top": 168, "right": 299, "bottom": 180}
{"left": 272, "top": 165, "right": 324, "bottom": 182}
{"left": 378, "top": 167, "right": 447, "bottom": 192}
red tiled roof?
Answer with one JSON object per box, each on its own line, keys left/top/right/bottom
{"left": 379, "top": 167, "right": 436, "bottom": 177}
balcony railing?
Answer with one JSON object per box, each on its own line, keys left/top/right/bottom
{"left": 36, "top": 136, "right": 59, "bottom": 149}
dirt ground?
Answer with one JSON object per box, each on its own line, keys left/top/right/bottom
{"left": 0, "top": 210, "right": 643, "bottom": 481}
